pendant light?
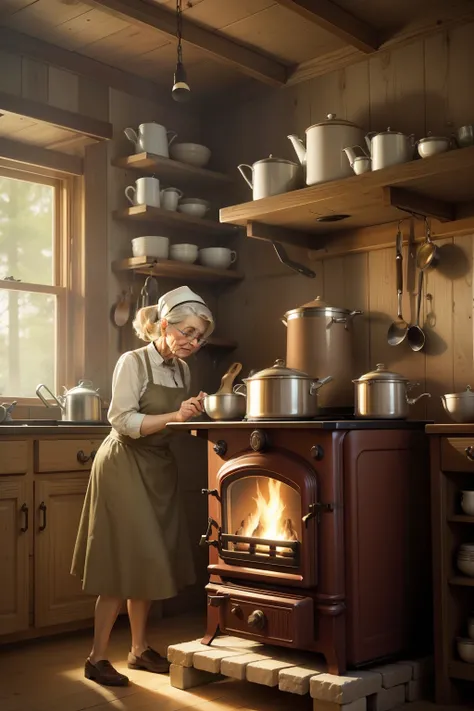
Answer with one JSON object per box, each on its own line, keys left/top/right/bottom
{"left": 172, "top": 0, "right": 191, "bottom": 102}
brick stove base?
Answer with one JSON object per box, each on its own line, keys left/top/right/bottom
{"left": 167, "top": 637, "right": 433, "bottom": 711}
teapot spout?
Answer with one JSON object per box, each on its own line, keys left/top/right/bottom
{"left": 287, "top": 134, "right": 306, "bottom": 166}
{"left": 124, "top": 127, "right": 138, "bottom": 146}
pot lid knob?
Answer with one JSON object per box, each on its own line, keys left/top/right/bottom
{"left": 467, "top": 385, "right": 472, "bottom": 392}
{"left": 327, "top": 113, "right": 336, "bottom": 120}
{"left": 376, "top": 363, "right": 386, "bottom": 370}
{"left": 274, "top": 358, "right": 286, "bottom": 367}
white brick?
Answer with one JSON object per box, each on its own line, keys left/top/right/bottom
{"left": 220, "top": 652, "right": 270, "bottom": 680}
{"left": 212, "top": 635, "right": 263, "bottom": 650}
{"left": 396, "top": 656, "right": 433, "bottom": 681}
{"left": 167, "top": 640, "right": 207, "bottom": 667}
{"left": 246, "top": 659, "right": 297, "bottom": 687}
{"left": 311, "top": 671, "right": 382, "bottom": 704}
{"left": 280, "top": 666, "right": 325, "bottom": 695}
{"left": 371, "top": 664, "right": 412, "bottom": 688}
{"left": 313, "top": 698, "right": 367, "bottom": 711}
{"left": 193, "top": 648, "right": 247, "bottom": 674}
{"left": 169, "top": 663, "right": 217, "bottom": 690}
{"left": 367, "top": 684, "right": 405, "bottom": 711}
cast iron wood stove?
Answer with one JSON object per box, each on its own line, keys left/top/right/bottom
{"left": 173, "top": 420, "right": 432, "bottom": 675}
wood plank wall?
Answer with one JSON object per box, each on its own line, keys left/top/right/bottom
{"left": 202, "top": 23, "right": 474, "bottom": 424}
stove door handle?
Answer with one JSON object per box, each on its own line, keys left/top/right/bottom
{"left": 199, "top": 517, "right": 222, "bottom": 552}
{"left": 303, "top": 502, "right": 335, "bottom": 526}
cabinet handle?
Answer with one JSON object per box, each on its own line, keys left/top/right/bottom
{"left": 465, "top": 446, "right": 474, "bottom": 461}
{"left": 39, "top": 501, "right": 47, "bottom": 531}
{"left": 20, "top": 503, "right": 28, "bottom": 533}
{"left": 77, "top": 449, "right": 97, "bottom": 464}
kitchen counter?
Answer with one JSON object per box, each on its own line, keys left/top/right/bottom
{"left": 169, "top": 419, "right": 430, "bottom": 431}
{"left": 425, "top": 423, "right": 474, "bottom": 434}
{"left": 0, "top": 425, "right": 111, "bottom": 436}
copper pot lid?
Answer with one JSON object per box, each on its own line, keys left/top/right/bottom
{"left": 245, "top": 359, "right": 311, "bottom": 381}
{"left": 285, "top": 295, "right": 352, "bottom": 318}
{"left": 353, "top": 363, "right": 410, "bottom": 384}
{"left": 306, "top": 113, "right": 362, "bottom": 132}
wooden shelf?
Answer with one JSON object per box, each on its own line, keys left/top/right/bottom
{"left": 449, "top": 576, "right": 474, "bottom": 587}
{"left": 206, "top": 336, "right": 237, "bottom": 350}
{"left": 114, "top": 204, "right": 239, "bottom": 238}
{"left": 112, "top": 152, "right": 232, "bottom": 189}
{"left": 220, "top": 146, "right": 474, "bottom": 249}
{"left": 448, "top": 515, "right": 474, "bottom": 524}
{"left": 113, "top": 256, "right": 243, "bottom": 284}
{"left": 449, "top": 660, "right": 474, "bottom": 682}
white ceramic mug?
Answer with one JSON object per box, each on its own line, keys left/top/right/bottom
{"left": 199, "top": 247, "right": 237, "bottom": 269}
{"left": 124, "top": 123, "right": 177, "bottom": 157}
{"left": 160, "top": 187, "right": 183, "bottom": 211}
{"left": 125, "top": 177, "right": 160, "bottom": 207}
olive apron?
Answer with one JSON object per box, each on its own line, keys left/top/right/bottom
{"left": 71, "top": 347, "right": 196, "bottom": 600}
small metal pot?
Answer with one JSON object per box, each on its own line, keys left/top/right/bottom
{"left": 353, "top": 363, "right": 430, "bottom": 419}
{"left": 237, "top": 359, "right": 332, "bottom": 420}
{"left": 203, "top": 393, "right": 246, "bottom": 421}
{"left": 36, "top": 380, "right": 102, "bottom": 422}
{"left": 441, "top": 385, "right": 474, "bottom": 423}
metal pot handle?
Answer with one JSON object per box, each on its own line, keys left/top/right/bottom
{"left": 406, "top": 391, "right": 431, "bottom": 406}
{"left": 233, "top": 383, "right": 246, "bottom": 396}
{"left": 36, "top": 384, "right": 64, "bottom": 410}
{"left": 310, "top": 376, "right": 333, "bottom": 395}
{"left": 331, "top": 310, "right": 363, "bottom": 330}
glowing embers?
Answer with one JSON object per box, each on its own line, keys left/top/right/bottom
{"left": 223, "top": 475, "right": 301, "bottom": 566}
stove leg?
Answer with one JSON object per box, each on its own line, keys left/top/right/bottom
{"left": 202, "top": 603, "right": 221, "bottom": 646}
{"left": 201, "top": 624, "right": 221, "bottom": 647}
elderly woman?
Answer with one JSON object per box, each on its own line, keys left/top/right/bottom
{"left": 71, "top": 286, "right": 214, "bottom": 687}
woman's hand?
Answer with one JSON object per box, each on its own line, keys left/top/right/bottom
{"left": 174, "top": 392, "right": 207, "bottom": 422}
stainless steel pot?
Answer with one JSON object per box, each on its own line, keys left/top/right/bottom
{"left": 36, "top": 380, "right": 102, "bottom": 422}
{"left": 353, "top": 364, "right": 430, "bottom": 419}
{"left": 237, "top": 360, "right": 332, "bottom": 420}
{"left": 283, "top": 296, "right": 362, "bottom": 409}
{"left": 203, "top": 393, "right": 246, "bottom": 421}
{"left": 237, "top": 155, "right": 302, "bottom": 200}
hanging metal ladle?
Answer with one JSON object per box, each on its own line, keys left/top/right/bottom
{"left": 416, "top": 219, "right": 439, "bottom": 271}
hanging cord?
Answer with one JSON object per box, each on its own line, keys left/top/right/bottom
{"left": 176, "top": 0, "right": 183, "bottom": 63}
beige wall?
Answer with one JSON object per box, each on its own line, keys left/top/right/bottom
{"left": 202, "top": 23, "right": 474, "bottom": 425}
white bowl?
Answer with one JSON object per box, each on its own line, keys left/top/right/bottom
{"left": 457, "top": 637, "right": 474, "bottom": 664}
{"left": 169, "top": 243, "right": 198, "bottom": 264}
{"left": 417, "top": 136, "right": 450, "bottom": 158}
{"left": 461, "top": 491, "right": 474, "bottom": 517}
{"left": 178, "top": 201, "right": 210, "bottom": 218}
{"left": 457, "top": 556, "right": 474, "bottom": 577}
{"left": 132, "top": 236, "right": 169, "bottom": 259}
{"left": 170, "top": 142, "right": 211, "bottom": 167}
{"left": 199, "top": 247, "right": 237, "bottom": 270}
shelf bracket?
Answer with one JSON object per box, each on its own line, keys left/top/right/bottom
{"left": 272, "top": 241, "right": 316, "bottom": 278}
{"left": 383, "top": 186, "right": 454, "bottom": 222}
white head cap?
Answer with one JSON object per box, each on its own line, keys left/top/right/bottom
{"left": 157, "top": 286, "right": 207, "bottom": 320}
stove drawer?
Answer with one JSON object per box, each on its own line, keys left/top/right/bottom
{"left": 441, "top": 437, "right": 474, "bottom": 472}
{"left": 207, "top": 585, "right": 314, "bottom": 648}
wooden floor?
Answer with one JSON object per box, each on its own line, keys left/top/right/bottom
{"left": 0, "top": 612, "right": 467, "bottom": 711}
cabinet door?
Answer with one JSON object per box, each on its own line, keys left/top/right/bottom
{"left": 34, "top": 477, "right": 95, "bottom": 627}
{"left": 0, "top": 479, "right": 30, "bottom": 635}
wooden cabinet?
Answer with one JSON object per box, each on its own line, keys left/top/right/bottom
{"left": 34, "top": 476, "right": 95, "bottom": 627}
{"left": 0, "top": 478, "right": 30, "bottom": 635}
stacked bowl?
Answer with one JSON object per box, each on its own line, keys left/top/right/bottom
{"left": 457, "top": 543, "right": 474, "bottom": 577}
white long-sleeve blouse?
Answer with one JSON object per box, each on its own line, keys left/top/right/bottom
{"left": 107, "top": 342, "right": 190, "bottom": 438}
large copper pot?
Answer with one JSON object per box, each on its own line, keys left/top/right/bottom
{"left": 283, "top": 296, "right": 363, "bottom": 410}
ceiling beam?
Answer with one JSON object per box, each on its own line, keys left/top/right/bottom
{"left": 86, "top": 0, "right": 287, "bottom": 87}
{"left": 274, "top": 0, "right": 379, "bottom": 53}
{"left": 0, "top": 137, "right": 83, "bottom": 176}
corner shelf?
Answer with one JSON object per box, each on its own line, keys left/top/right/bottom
{"left": 449, "top": 576, "right": 474, "bottom": 587}
{"left": 113, "top": 205, "right": 239, "bottom": 239}
{"left": 112, "top": 152, "right": 232, "bottom": 189}
{"left": 448, "top": 515, "right": 474, "bottom": 524}
{"left": 220, "top": 145, "right": 474, "bottom": 250}
{"left": 113, "top": 256, "right": 243, "bottom": 284}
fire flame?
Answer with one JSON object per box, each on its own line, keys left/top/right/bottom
{"left": 238, "top": 479, "right": 298, "bottom": 543}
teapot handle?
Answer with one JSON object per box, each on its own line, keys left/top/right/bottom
{"left": 36, "top": 384, "right": 64, "bottom": 411}
{"left": 237, "top": 164, "right": 253, "bottom": 190}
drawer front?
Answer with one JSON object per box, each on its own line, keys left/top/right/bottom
{"left": 35, "top": 439, "right": 104, "bottom": 473}
{"left": 441, "top": 437, "right": 474, "bottom": 472}
{"left": 207, "top": 585, "right": 314, "bottom": 648}
{"left": 0, "top": 441, "right": 28, "bottom": 475}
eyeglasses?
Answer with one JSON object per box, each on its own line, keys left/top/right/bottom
{"left": 173, "top": 326, "right": 207, "bottom": 347}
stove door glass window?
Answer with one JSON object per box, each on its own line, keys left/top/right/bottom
{"left": 224, "top": 475, "right": 301, "bottom": 565}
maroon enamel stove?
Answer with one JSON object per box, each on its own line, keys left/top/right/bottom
{"left": 175, "top": 419, "right": 432, "bottom": 675}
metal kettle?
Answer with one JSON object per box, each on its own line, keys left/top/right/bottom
{"left": 36, "top": 380, "right": 102, "bottom": 422}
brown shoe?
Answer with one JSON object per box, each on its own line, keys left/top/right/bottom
{"left": 84, "top": 658, "right": 129, "bottom": 686}
{"left": 127, "top": 647, "right": 170, "bottom": 674}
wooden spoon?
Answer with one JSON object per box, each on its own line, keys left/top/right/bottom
{"left": 215, "top": 362, "right": 243, "bottom": 394}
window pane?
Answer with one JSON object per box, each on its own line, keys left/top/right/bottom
{"left": 0, "top": 290, "right": 55, "bottom": 398}
{"left": 0, "top": 175, "right": 55, "bottom": 286}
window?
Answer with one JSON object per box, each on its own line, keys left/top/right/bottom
{"left": 0, "top": 167, "right": 70, "bottom": 400}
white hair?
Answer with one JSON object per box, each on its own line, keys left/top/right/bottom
{"left": 133, "top": 301, "right": 215, "bottom": 343}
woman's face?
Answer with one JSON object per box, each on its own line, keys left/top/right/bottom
{"left": 161, "top": 316, "right": 208, "bottom": 358}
